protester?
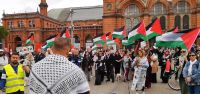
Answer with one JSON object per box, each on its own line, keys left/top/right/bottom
{"left": 160, "top": 50, "right": 171, "bottom": 83}
{"left": 120, "top": 50, "right": 132, "bottom": 82}
{"left": 150, "top": 54, "right": 159, "bottom": 83}
{"left": 82, "top": 51, "right": 93, "bottom": 81}
{"left": 0, "top": 52, "right": 30, "bottom": 94}
{"left": 178, "top": 49, "right": 189, "bottom": 94}
{"left": 104, "top": 49, "right": 115, "bottom": 83}
{"left": 29, "top": 38, "right": 90, "bottom": 94}
{"left": 0, "top": 49, "right": 8, "bottom": 80}
{"left": 34, "top": 48, "right": 45, "bottom": 63}
{"left": 131, "top": 49, "right": 149, "bottom": 94}
{"left": 183, "top": 52, "right": 200, "bottom": 94}
{"left": 114, "top": 51, "right": 122, "bottom": 75}
{"left": 95, "top": 51, "right": 105, "bottom": 85}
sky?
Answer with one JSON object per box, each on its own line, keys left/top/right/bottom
{"left": 0, "top": 0, "right": 103, "bottom": 25}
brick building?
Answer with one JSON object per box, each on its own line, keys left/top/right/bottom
{"left": 2, "top": 0, "right": 200, "bottom": 50}
{"left": 103, "top": 0, "right": 200, "bottom": 45}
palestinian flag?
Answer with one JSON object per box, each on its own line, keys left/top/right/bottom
{"left": 128, "top": 20, "right": 147, "bottom": 41}
{"left": 156, "top": 27, "right": 200, "bottom": 50}
{"left": 60, "top": 28, "right": 70, "bottom": 39}
{"left": 166, "top": 27, "right": 178, "bottom": 33}
{"left": 42, "top": 35, "right": 57, "bottom": 49}
{"left": 112, "top": 26, "right": 126, "bottom": 39}
{"left": 92, "top": 44, "right": 102, "bottom": 50}
{"left": 106, "top": 32, "right": 113, "bottom": 42}
{"left": 93, "top": 34, "right": 106, "bottom": 44}
{"left": 26, "top": 34, "right": 34, "bottom": 45}
{"left": 146, "top": 18, "right": 163, "bottom": 40}
{"left": 122, "top": 40, "right": 134, "bottom": 46}
{"left": 107, "top": 38, "right": 120, "bottom": 45}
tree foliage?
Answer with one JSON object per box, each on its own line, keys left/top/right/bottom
{"left": 0, "top": 26, "right": 8, "bottom": 39}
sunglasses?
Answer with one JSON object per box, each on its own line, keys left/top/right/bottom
{"left": 189, "top": 55, "right": 196, "bottom": 57}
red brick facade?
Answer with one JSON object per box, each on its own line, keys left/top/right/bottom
{"left": 2, "top": 0, "right": 200, "bottom": 50}
{"left": 103, "top": 0, "right": 200, "bottom": 45}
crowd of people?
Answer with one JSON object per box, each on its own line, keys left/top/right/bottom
{"left": 0, "top": 38, "right": 199, "bottom": 94}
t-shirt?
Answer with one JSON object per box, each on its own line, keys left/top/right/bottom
{"left": 29, "top": 54, "right": 90, "bottom": 94}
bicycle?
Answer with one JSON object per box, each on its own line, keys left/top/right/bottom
{"left": 167, "top": 58, "right": 181, "bottom": 91}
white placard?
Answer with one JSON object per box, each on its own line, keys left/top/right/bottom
{"left": 16, "top": 46, "right": 34, "bottom": 55}
{"left": 86, "top": 43, "right": 93, "bottom": 49}
{"left": 140, "top": 41, "right": 146, "bottom": 48}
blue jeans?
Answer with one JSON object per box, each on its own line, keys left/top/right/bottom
{"left": 188, "top": 85, "right": 200, "bottom": 94}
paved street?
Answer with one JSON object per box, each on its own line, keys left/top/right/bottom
{"left": 89, "top": 77, "right": 179, "bottom": 94}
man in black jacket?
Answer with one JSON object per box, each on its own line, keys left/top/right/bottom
{"left": 105, "top": 49, "right": 115, "bottom": 82}
{"left": 34, "top": 49, "right": 45, "bottom": 63}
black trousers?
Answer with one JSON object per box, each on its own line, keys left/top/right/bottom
{"left": 106, "top": 65, "right": 114, "bottom": 81}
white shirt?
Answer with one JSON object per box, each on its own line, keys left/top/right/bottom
{"left": 0, "top": 56, "right": 8, "bottom": 70}
{"left": 188, "top": 59, "right": 197, "bottom": 76}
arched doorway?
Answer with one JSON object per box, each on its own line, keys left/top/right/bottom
{"left": 73, "top": 35, "right": 80, "bottom": 49}
{"left": 85, "top": 34, "right": 93, "bottom": 49}
{"left": 15, "top": 37, "right": 22, "bottom": 47}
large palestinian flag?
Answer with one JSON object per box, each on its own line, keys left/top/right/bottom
{"left": 93, "top": 34, "right": 106, "bottom": 44}
{"left": 42, "top": 35, "right": 57, "bottom": 49}
{"left": 156, "top": 27, "right": 200, "bottom": 50}
{"left": 26, "top": 34, "right": 34, "bottom": 45}
{"left": 128, "top": 20, "right": 147, "bottom": 41}
{"left": 112, "top": 26, "right": 126, "bottom": 39}
{"left": 146, "top": 18, "right": 163, "bottom": 40}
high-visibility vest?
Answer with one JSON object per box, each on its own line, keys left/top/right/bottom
{"left": 3, "top": 64, "right": 25, "bottom": 93}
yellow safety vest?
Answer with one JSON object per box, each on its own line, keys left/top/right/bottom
{"left": 3, "top": 64, "right": 25, "bottom": 94}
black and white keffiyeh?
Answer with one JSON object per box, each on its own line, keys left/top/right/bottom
{"left": 29, "top": 54, "right": 90, "bottom": 94}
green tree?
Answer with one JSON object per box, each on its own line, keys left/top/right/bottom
{"left": 0, "top": 26, "right": 8, "bottom": 39}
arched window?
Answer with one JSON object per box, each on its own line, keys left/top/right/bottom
{"left": 85, "top": 34, "right": 92, "bottom": 43}
{"left": 74, "top": 36, "right": 80, "bottom": 43}
{"left": 160, "top": 16, "right": 166, "bottom": 30}
{"left": 151, "top": 2, "right": 166, "bottom": 15}
{"left": 124, "top": 4, "right": 140, "bottom": 31}
{"left": 175, "top": 15, "right": 181, "bottom": 29}
{"left": 174, "top": 1, "right": 190, "bottom": 13}
{"left": 124, "top": 4, "right": 140, "bottom": 17}
{"left": 183, "top": 15, "right": 189, "bottom": 29}
{"left": 15, "top": 37, "right": 22, "bottom": 47}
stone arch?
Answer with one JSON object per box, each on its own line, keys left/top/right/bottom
{"left": 150, "top": 2, "right": 167, "bottom": 15}
{"left": 147, "top": 0, "right": 169, "bottom": 11}
{"left": 173, "top": 0, "right": 191, "bottom": 13}
{"left": 173, "top": 0, "right": 192, "bottom": 9}
{"left": 119, "top": 0, "right": 145, "bottom": 14}
{"left": 15, "top": 36, "right": 22, "bottom": 47}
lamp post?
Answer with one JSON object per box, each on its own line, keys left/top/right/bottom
{"left": 70, "top": 8, "right": 74, "bottom": 45}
